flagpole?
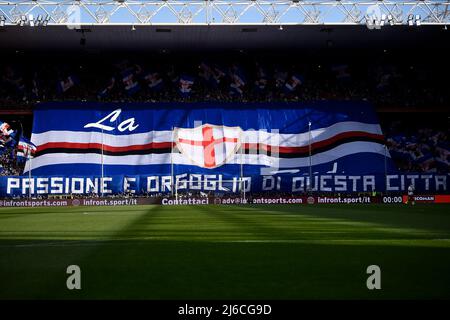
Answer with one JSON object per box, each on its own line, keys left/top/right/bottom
{"left": 175, "top": 175, "right": 178, "bottom": 202}
{"left": 308, "top": 121, "right": 312, "bottom": 194}
{"left": 17, "top": 121, "right": 32, "bottom": 199}
{"left": 101, "top": 127, "right": 104, "bottom": 197}
{"left": 28, "top": 156, "right": 32, "bottom": 199}
{"left": 240, "top": 144, "right": 244, "bottom": 200}
{"left": 171, "top": 126, "right": 174, "bottom": 197}
{"left": 384, "top": 143, "right": 388, "bottom": 195}
{"left": 174, "top": 128, "right": 178, "bottom": 202}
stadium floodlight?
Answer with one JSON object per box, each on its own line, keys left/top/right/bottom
{"left": 36, "top": 14, "right": 42, "bottom": 25}
{"left": 407, "top": 14, "right": 414, "bottom": 26}
{"left": 29, "top": 14, "right": 34, "bottom": 27}
{"left": 18, "top": 15, "right": 27, "bottom": 26}
{"left": 415, "top": 15, "right": 421, "bottom": 26}
{"left": 388, "top": 14, "right": 395, "bottom": 26}
{"left": 0, "top": 15, "right": 5, "bottom": 27}
{"left": 365, "top": 14, "right": 373, "bottom": 27}
{"left": 380, "top": 14, "right": 386, "bottom": 27}
{"left": 372, "top": 14, "right": 380, "bottom": 28}
{"left": 42, "top": 14, "right": 50, "bottom": 27}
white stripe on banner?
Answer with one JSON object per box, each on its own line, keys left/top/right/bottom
{"left": 24, "top": 141, "right": 389, "bottom": 173}
{"left": 30, "top": 122, "right": 382, "bottom": 148}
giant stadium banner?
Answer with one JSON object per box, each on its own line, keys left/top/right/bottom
{"left": 0, "top": 101, "right": 448, "bottom": 197}
{"left": 0, "top": 173, "right": 448, "bottom": 197}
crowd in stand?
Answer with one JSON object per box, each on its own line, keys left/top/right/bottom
{"left": 0, "top": 56, "right": 448, "bottom": 109}
{"left": 0, "top": 56, "right": 448, "bottom": 176}
{"left": 386, "top": 122, "right": 449, "bottom": 173}
{"left": 0, "top": 146, "right": 21, "bottom": 176}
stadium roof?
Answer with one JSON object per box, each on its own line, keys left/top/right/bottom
{"left": 0, "top": 1, "right": 449, "bottom": 25}
{"left": 0, "top": 24, "right": 448, "bottom": 51}
{"left": 0, "top": 1, "right": 448, "bottom": 51}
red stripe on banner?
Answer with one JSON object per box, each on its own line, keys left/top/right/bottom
{"left": 243, "top": 131, "right": 384, "bottom": 153}
{"left": 37, "top": 141, "right": 174, "bottom": 153}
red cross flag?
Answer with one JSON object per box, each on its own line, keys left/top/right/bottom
{"left": 174, "top": 124, "right": 243, "bottom": 169}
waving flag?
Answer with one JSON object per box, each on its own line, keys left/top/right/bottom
{"left": 31, "top": 73, "right": 40, "bottom": 99}
{"left": 179, "top": 75, "right": 194, "bottom": 97}
{"left": 57, "top": 75, "right": 78, "bottom": 93}
{"left": 17, "top": 136, "right": 37, "bottom": 162}
{"left": 274, "top": 69, "right": 288, "bottom": 89}
{"left": 212, "top": 65, "right": 226, "bottom": 85}
{"left": 25, "top": 100, "right": 396, "bottom": 179}
{"left": 254, "top": 66, "right": 269, "bottom": 92}
{"left": 229, "top": 68, "right": 246, "bottom": 95}
{"left": 167, "top": 66, "right": 179, "bottom": 84}
{"left": 0, "top": 121, "right": 14, "bottom": 145}
{"left": 199, "top": 62, "right": 213, "bottom": 82}
{"left": 332, "top": 64, "right": 351, "bottom": 82}
{"left": 122, "top": 69, "right": 140, "bottom": 95}
{"left": 6, "top": 130, "right": 19, "bottom": 149}
{"left": 0, "top": 121, "right": 13, "bottom": 137}
{"left": 144, "top": 72, "right": 163, "bottom": 91}
{"left": 98, "top": 77, "right": 116, "bottom": 99}
{"left": 284, "top": 74, "right": 304, "bottom": 93}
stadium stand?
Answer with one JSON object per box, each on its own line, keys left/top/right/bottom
{"left": 0, "top": 54, "right": 449, "bottom": 109}
{"left": 386, "top": 123, "right": 449, "bottom": 173}
{"left": 0, "top": 62, "right": 449, "bottom": 179}
{"left": 1, "top": 52, "right": 449, "bottom": 180}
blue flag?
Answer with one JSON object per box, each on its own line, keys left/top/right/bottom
{"left": 284, "top": 74, "right": 304, "bottom": 93}
{"left": 144, "top": 72, "right": 163, "bottom": 91}
{"left": 17, "top": 135, "right": 37, "bottom": 162}
{"left": 229, "top": 67, "right": 246, "bottom": 96}
{"left": 57, "top": 75, "right": 78, "bottom": 93}
{"left": 98, "top": 77, "right": 116, "bottom": 99}
{"left": 6, "top": 130, "right": 19, "bottom": 148}
{"left": 122, "top": 69, "right": 140, "bottom": 95}
{"left": 31, "top": 74, "right": 40, "bottom": 99}
{"left": 0, "top": 121, "right": 15, "bottom": 145}
{"left": 179, "top": 75, "right": 194, "bottom": 97}
{"left": 332, "top": 64, "right": 351, "bottom": 82}
{"left": 254, "top": 66, "right": 269, "bottom": 92}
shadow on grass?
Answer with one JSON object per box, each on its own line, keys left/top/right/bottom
{"left": 1, "top": 238, "right": 450, "bottom": 300}
{"left": 1, "top": 204, "right": 450, "bottom": 299}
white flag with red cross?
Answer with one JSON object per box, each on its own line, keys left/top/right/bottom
{"left": 174, "top": 124, "right": 243, "bottom": 169}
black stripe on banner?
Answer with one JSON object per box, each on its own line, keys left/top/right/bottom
{"left": 243, "top": 136, "right": 385, "bottom": 158}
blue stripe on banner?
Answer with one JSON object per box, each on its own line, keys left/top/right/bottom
{"left": 1, "top": 171, "right": 448, "bottom": 197}
{"left": 32, "top": 101, "right": 381, "bottom": 134}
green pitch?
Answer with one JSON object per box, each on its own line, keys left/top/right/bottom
{"left": 0, "top": 204, "right": 449, "bottom": 299}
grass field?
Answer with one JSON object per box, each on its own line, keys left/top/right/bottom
{"left": 0, "top": 204, "right": 449, "bottom": 300}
